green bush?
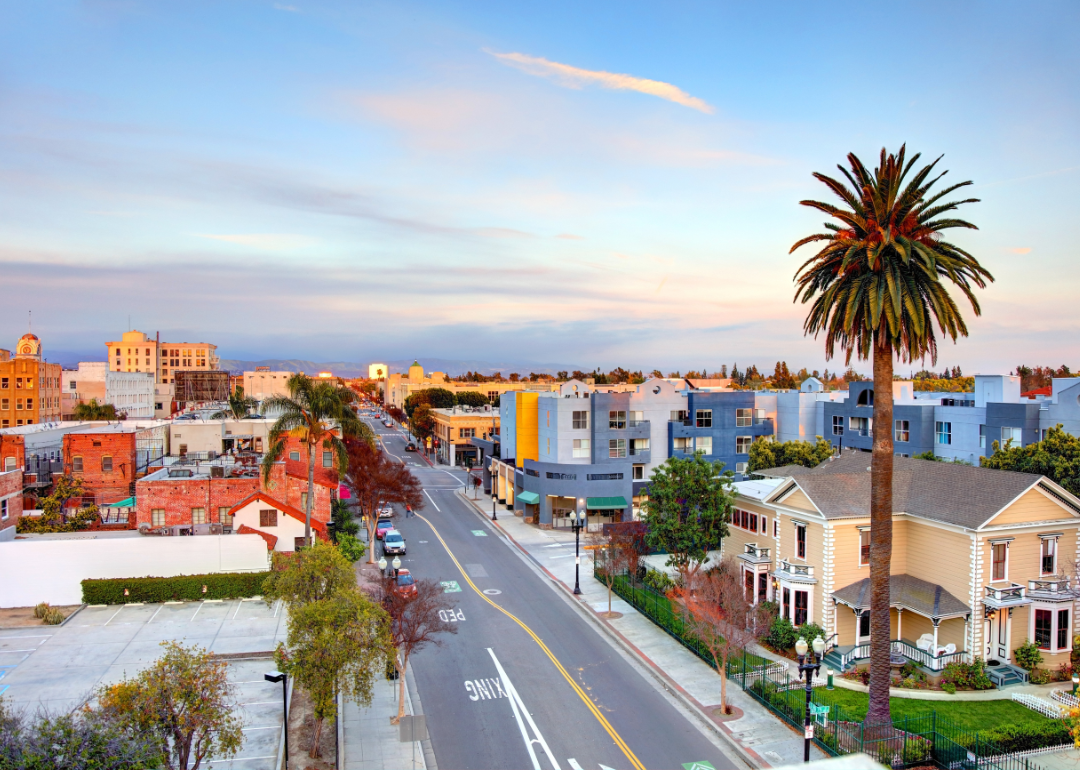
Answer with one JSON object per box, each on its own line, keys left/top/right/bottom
{"left": 1029, "top": 667, "right": 1052, "bottom": 685}
{"left": 643, "top": 569, "right": 675, "bottom": 594}
{"left": 902, "top": 738, "right": 931, "bottom": 764}
{"left": 941, "top": 657, "right": 994, "bottom": 690}
{"left": 962, "top": 721, "right": 1072, "bottom": 755}
{"left": 942, "top": 681, "right": 957, "bottom": 694}
{"left": 1014, "top": 639, "right": 1043, "bottom": 671}
{"left": 797, "top": 622, "right": 826, "bottom": 648}
{"left": 81, "top": 572, "right": 272, "bottom": 604}
{"left": 42, "top": 607, "right": 66, "bottom": 625}
{"left": 336, "top": 533, "right": 366, "bottom": 563}
{"left": 767, "top": 616, "right": 799, "bottom": 651}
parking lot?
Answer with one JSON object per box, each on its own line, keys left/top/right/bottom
{"left": 0, "top": 598, "right": 288, "bottom": 769}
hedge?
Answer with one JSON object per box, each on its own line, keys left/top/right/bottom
{"left": 81, "top": 572, "right": 272, "bottom": 604}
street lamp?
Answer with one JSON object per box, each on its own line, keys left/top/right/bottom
{"left": 378, "top": 556, "right": 387, "bottom": 575}
{"left": 392, "top": 555, "right": 401, "bottom": 576}
{"left": 491, "top": 461, "right": 498, "bottom": 522}
{"left": 795, "top": 635, "right": 826, "bottom": 762}
{"left": 569, "top": 501, "right": 587, "bottom": 595}
{"left": 264, "top": 671, "right": 288, "bottom": 768}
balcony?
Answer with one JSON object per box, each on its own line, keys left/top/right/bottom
{"left": 983, "top": 583, "right": 1031, "bottom": 609}
{"left": 774, "top": 559, "right": 816, "bottom": 583}
{"left": 740, "top": 543, "right": 771, "bottom": 565}
{"left": 627, "top": 419, "right": 649, "bottom": 428}
{"left": 1027, "top": 577, "right": 1072, "bottom": 601}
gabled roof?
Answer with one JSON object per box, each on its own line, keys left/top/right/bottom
{"left": 237, "top": 523, "right": 278, "bottom": 550}
{"left": 755, "top": 452, "right": 1062, "bottom": 529}
{"left": 228, "top": 490, "right": 328, "bottom": 534}
{"left": 833, "top": 574, "right": 970, "bottom": 619}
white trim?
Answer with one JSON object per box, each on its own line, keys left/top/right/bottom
{"left": 765, "top": 479, "right": 825, "bottom": 515}
{"left": 1029, "top": 602, "right": 1072, "bottom": 654}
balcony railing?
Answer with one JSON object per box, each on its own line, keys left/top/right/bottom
{"left": 838, "top": 640, "right": 970, "bottom": 672}
{"left": 775, "top": 560, "right": 814, "bottom": 579}
{"left": 741, "top": 543, "right": 771, "bottom": 563}
{"left": 984, "top": 583, "right": 1030, "bottom": 608}
{"left": 627, "top": 419, "right": 649, "bottom": 428}
{"left": 1027, "top": 577, "right": 1071, "bottom": 598}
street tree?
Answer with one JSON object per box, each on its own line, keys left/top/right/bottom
{"left": 96, "top": 641, "right": 243, "bottom": 770}
{"left": 982, "top": 425, "right": 1080, "bottom": 496}
{"left": 261, "top": 373, "right": 376, "bottom": 546}
{"left": 591, "top": 525, "right": 644, "bottom": 617}
{"left": 262, "top": 539, "right": 358, "bottom": 607}
{"left": 72, "top": 398, "right": 118, "bottom": 421}
{"left": 330, "top": 497, "right": 359, "bottom": 541}
{"left": 456, "top": 390, "right": 489, "bottom": 407}
{"left": 748, "top": 436, "right": 834, "bottom": 473}
{"left": 641, "top": 454, "right": 734, "bottom": 586}
{"left": 275, "top": 588, "right": 393, "bottom": 757}
{"left": 343, "top": 439, "right": 423, "bottom": 564}
{"left": 17, "top": 475, "right": 99, "bottom": 533}
{"left": 791, "top": 145, "right": 993, "bottom": 723}
{"left": 410, "top": 403, "right": 436, "bottom": 451}
{"left": 403, "top": 388, "right": 455, "bottom": 418}
{"left": 670, "top": 556, "right": 770, "bottom": 713}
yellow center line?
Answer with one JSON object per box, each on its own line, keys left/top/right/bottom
{"left": 416, "top": 512, "right": 647, "bottom": 770}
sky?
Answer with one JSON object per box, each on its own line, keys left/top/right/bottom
{"left": 2, "top": 0, "right": 1079, "bottom": 373}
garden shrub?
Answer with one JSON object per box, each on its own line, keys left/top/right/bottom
{"left": 767, "top": 616, "right": 799, "bottom": 651}
{"left": 962, "top": 721, "right": 1072, "bottom": 754}
{"left": 1028, "top": 667, "right": 1052, "bottom": 685}
{"left": 942, "top": 681, "right": 957, "bottom": 694}
{"left": 33, "top": 602, "right": 49, "bottom": 619}
{"left": 336, "top": 533, "right": 365, "bottom": 563}
{"left": 81, "top": 572, "right": 272, "bottom": 604}
{"left": 1014, "top": 639, "right": 1043, "bottom": 671}
{"left": 643, "top": 569, "right": 675, "bottom": 594}
{"left": 42, "top": 607, "right": 66, "bottom": 625}
{"left": 902, "top": 738, "right": 932, "bottom": 764}
{"left": 941, "top": 657, "right": 994, "bottom": 690}
{"left": 797, "top": 622, "right": 826, "bottom": 648}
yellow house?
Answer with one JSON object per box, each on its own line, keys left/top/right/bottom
{"left": 727, "top": 452, "right": 1080, "bottom": 681}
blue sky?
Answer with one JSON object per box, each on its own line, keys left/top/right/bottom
{"left": 2, "top": 1, "right": 1078, "bottom": 372}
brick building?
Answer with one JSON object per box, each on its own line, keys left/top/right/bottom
{"left": 63, "top": 431, "right": 138, "bottom": 503}
{"left": 0, "top": 468, "right": 22, "bottom": 541}
{"left": 0, "top": 434, "right": 25, "bottom": 473}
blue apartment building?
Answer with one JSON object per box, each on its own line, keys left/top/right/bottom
{"left": 669, "top": 390, "right": 774, "bottom": 475}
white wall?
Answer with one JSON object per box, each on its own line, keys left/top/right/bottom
{"left": 0, "top": 534, "right": 270, "bottom": 607}
{"left": 232, "top": 500, "right": 306, "bottom": 552}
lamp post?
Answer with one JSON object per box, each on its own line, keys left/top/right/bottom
{"left": 379, "top": 556, "right": 387, "bottom": 576}
{"left": 795, "top": 635, "right": 826, "bottom": 762}
{"left": 569, "top": 500, "right": 587, "bottom": 595}
{"left": 392, "top": 555, "right": 401, "bottom": 577}
{"left": 264, "top": 671, "right": 288, "bottom": 768}
{"left": 491, "top": 461, "right": 498, "bottom": 522}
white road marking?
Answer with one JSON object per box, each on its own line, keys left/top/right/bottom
{"left": 487, "top": 648, "right": 561, "bottom": 770}
{"left": 189, "top": 602, "right": 203, "bottom": 622}
{"left": 549, "top": 554, "right": 574, "bottom": 559}
{"left": 568, "top": 761, "right": 585, "bottom": 770}
{"left": 423, "top": 490, "right": 441, "bottom": 511}
{"left": 542, "top": 544, "right": 566, "bottom": 548}
{"left": 103, "top": 606, "right": 125, "bottom": 626}
{"left": 148, "top": 603, "right": 166, "bottom": 623}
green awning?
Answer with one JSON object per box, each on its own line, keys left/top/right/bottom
{"left": 587, "top": 496, "right": 628, "bottom": 509}
{"left": 103, "top": 497, "right": 135, "bottom": 508}
{"left": 516, "top": 491, "right": 540, "bottom": 505}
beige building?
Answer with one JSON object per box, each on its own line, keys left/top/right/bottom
{"left": 368, "top": 362, "right": 389, "bottom": 379}
{"left": 244, "top": 369, "right": 293, "bottom": 401}
{"left": 380, "top": 360, "right": 560, "bottom": 409}
{"left": 170, "top": 418, "right": 274, "bottom": 456}
{"left": 0, "top": 334, "right": 62, "bottom": 428}
{"left": 105, "top": 330, "right": 219, "bottom": 385}
{"left": 723, "top": 452, "right": 1080, "bottom": 682}
{"left": 431, "top": 406, "right": 500, "bottom": 467}
{"left": 62, "top": 362, "right": 107, "bottom": 418}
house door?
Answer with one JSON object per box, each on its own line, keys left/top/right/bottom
{"left": 744, "top": 570, "right": 754, "bottom": 602}
{"left": 985, "top": 609, "right": 1011, "bottom": 663}
{"left": 758, "top": 572, "right": 769, "bottom": 604}
{"left": 858, "top": 612, "right": 870, "bottom": 644}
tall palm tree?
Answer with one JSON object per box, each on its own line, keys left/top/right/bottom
{"left": 261, "top": 374, "right": 376, "bottom": 546}
{"left": 791, "top": 146, "right": 993, "bottom": 724}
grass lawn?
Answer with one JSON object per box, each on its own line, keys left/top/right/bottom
{"left": 814, "top": 687, "right": 1054, "bottom": 732}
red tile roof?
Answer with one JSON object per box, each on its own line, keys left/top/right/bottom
{"left": 237, "top": 523, "right": 278, "bottom": 550}
{"left": 228, "top": 490, "right": 328, "bottom": 536}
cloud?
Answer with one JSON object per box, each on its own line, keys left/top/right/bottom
{"left": 474, "top": 227, "right": 534, "bottom": 239}
{"left": 273, "top": 3, "right": 299, "bottom": 11}
{"left": 556, "top": 233, "right": 584, "bottom": 240}
{"left": 486, "top": 50, "right": 714, "bottom": 114}
{"left": 1010, "top": 247, "right": 1032, "bottom": 254}
{"left": 193, "top": 233, "right": 318, "bottom": 249}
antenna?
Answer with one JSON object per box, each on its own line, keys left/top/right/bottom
{"left": 28, "top": 310, "right": 31, "bottom": 333}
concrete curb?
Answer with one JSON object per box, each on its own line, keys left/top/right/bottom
{"left": 405, "top": 661, "right": 437, "bottom": 770}
{"left": 455, "top": 489, "right": 768, "bottom": 770}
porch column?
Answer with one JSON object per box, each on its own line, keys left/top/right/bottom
{"left": 932, "top": 618, "right": 940, "bottom": 653}
{"left": 896, "top": 607, "right": 903, "bottom": 642}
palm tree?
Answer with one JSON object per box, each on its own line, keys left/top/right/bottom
{"left": 72, "top": 398, "right": 118, "bottom": 421}
{"left": 213, "top": 386, "right": 259, "bottom": 419}
{"left": 261, "top": 374, "right": 376, "bottom": 546}
{"left": 791, "top": 146, "right": 993, "bottom": 724}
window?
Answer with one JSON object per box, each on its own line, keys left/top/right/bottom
{"left": 991, "top": 542, "right": 1008, "bottom": 581}
{"left": 260, "top": 509, "right": 278, "bottom": 527}
{"left": 849, "top": 416, "right": 870, "bottom": 436}
{"left": 794, "top": 590, "right": 809, "bottom": 625}
{"left": 696, "top": 436, "right": 713, "bottom": 455}
{"left": 1059, "top": 609, "right": 1070, "bottom": 651}
{"left": 1041, "top": 537, "right": 1057, "bottom": 576}
{"left": 673, "top": 437, "right": 692, "bottom": 453}
{"left": 859, "top": 529, "right": 870, "bottom": 566}
{"left": 609, "top": 411, "right": 626, "bottom": 429}
{"left": 0, "top": 378, "right": 6, "bottom": 389}
{"left": 3, "top": 458, "right": 14, "bottom": 472}
{"left": 773, "top": 519, "right": 779, "bottom": 538}
{"left": 15, "top": 399, "right": 22, "bottom": 411}
{"left": 572, "top": 411, "right": 588, "bottom": 429}
{"left": 735, "top": 462, "right": 748, "bottom": 474}
{"left": 670, "top": 409, "right": 688, "bottom": 422}
{"left": 0, "top": 399, "right": 6, "bottom": 410}
{"left": 219, "top": 506, "right": 232, "bottom": 526}
{"left": 735, "top": 408, "right": 752, "bottom": 427}
{"left": 979, "top": 425, "right": 987, "bottom": 449}
{"left": 631, "top": 437, "right": 650, "bottom": 454}
{"left": 587, "top": 472, "right": 624, "bottom": 481}
{"left": 323, "top": 450, "right": 333, "bottom": 468}
{"left": 1001, "top": 427, "right": 1022, "bottom": 447}
{"left": 294, "top": 536, "right": 307, "bottom": 550}
{"left": 459, "top": 428, "right": 475, "bottom": 439}
{"left": 101, "top": 456, "right": 113, "bottom": 472}
{"left": 795, "top": 524, "right": 807, "bottom": 559}
{"left": 736, "top": 436, "right": 752, "bottom": 454}
{"left": 782, "top": 587, "right": 790, "bottom": 619}
{"left": 832, "top": 415, "right": 844, "bottom": 435}
{"left": 632, "top": 464, "right": 644, "bottom": 480}
{"left": 859, "top": 612, "right": 870, "bottom": 639}
{"left": 609, "top": 439, "right": 626, "bottom": 458}
{"left": 289, "top": 450, "right": 301, "bottom": 461}
{"left": 572, "top": 439, "right": 590, "bottom": 458}
{"left": 191, "top": 507, "right": 206, "bottom": 525}
{"left": 0, "top": 499, "right": 6, "bottom": 520}
{"left": 152, "top": 508, "right": 165, "bottom": 527}
{"left": 695, "top": 409, "right": 712, "bottom": 428}
{"left": 69, "top": 380, "right": 76, "bottom": 390}
{"left": 936, "top": 421, "right": 952, "bottom": 445}
{"left": 72, "top": 456, "right": 83, "bottom": 473}
{"left": 1035, "top": 609, "right": 1052, "bottom": 650}
{"left": 15, "top": 378, "right": 21, "bottom": 389}
{"left": 894, "top": 420, "right": 909, "bottom": 442}
{"left": 857, "top": 390, "right": 873, "bottom": 406}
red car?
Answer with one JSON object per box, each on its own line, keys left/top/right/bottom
{"left": 392, "top": 569, "right": 417, "bottom": 598}
{"left": 375, "top": 517, "right": 394, "bottom": 540}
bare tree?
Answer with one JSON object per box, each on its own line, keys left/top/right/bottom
{"left": 669, "top": 556, "right": 770, "bottom": 713}
{"left": 343, "top": 439, "right": 423, "bottom": 563}
{"left": 591, "top": 525, "right": 644, "bottom": 617}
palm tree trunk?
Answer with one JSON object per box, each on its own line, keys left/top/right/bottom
{"left": 866, "top": 336, "right": 895, "bottom": 726}
{"left": 305, "top": 441, "right": 315, "bottom": 547}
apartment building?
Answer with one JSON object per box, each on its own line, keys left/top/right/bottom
{"left": 670, "top": 389, "right": 775, "bottom": 475}
{"left": 0, "top": 334, "right": 62, "bottom": 428}
{"left": 243, "top": 369, "right": 293, "bottom": 401}
{"left": 105, "top": 329, "right": 219, "bottom": 385}
{"left": 431, "top": 406, "right": 499, "bottom": 467}
{"left": 61, "top": 362, "right": 107, "bottom": 418}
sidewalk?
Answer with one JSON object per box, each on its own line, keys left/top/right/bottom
{"left": 341, "top": 668, "right": 429, "bottom": 770}
{"left": 459, "top": 488, "right": 822, "bottom": 768}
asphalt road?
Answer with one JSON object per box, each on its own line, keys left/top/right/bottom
{"left": 360, "top": 413, "right": 740, "bottom": 770}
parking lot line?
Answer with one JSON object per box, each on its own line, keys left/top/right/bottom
{"left": 103, "top": 606, "right": 125, "bottom": 626}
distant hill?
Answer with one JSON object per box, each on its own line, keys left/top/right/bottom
{"left": 219, "top": 357, "right": 581, "bottom": 378}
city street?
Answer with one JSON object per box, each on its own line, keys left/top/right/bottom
{"left": 362, "top": 415, "right": 741, "bottom": 770}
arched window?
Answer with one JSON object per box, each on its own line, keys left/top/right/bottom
{"left": 857, "top": 390, "right": 873, "bottom": 406}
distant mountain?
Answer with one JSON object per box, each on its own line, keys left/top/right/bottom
{"left": 219, "top": 357, "right": 581, "bottom": 378}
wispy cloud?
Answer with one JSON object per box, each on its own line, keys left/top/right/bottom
{"left": 1010, "top": 247, "right": 1032, "bottom": 254}
{"left": 556, "top": 233, "right": 584, "bottom": 240}
{"left": 485, "top": 50, "right": 714, "bottom": 114}
{"left": 273, "top": 3, "right": 299, "bottom": 11}
{"left": 193, "top": 233, "right": 317, "bottom": 249}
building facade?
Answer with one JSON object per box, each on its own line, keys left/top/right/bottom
{"left": 670, "top": 389, "right": 775, "bottom": 475}
{"left": 61, "top": 362, "right": 107, "bottom": 419}
{"left": 105, "top": 330, "right": 219, "bottom": 385}
{"left": 0, "top": 334, "right": 62, "bottom": 428}
{"left": 106, "top": 371, "right": 156, "bottom": 418}
{"left": 431, "top": 406, "right": 499, "bottom": 467}
{"left": 0, "top": 468, "right": 22, "bottom": 542}
{"left": 243, "top": 369, "right": 293, "bottom": 401}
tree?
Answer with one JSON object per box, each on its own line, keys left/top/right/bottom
{"left": 261, "top": 373, "right": 375, "bottom": 546}
{"left": 213, "top": 386, "right": 258, "bottom": 419}
{"left": 343, "top": 439, "right": 423, "bottom": 564}
{"left": 982, "top": 425, "right": 1080, "bottom": 497}
{"left": 791, "top": 145, "right": 992, "bottom": 723}
{"left": 369, "top": 576, "right": 458, "bottom": 723}
{"left": 17, "top": 475, "right": 99, "bottom": 533}
{"left": 748, "top": 437, "right": 834, "bottom": 473}
{"left": 592, "top": 525, "right": 644, "bottom": 616}
{"left": 336, "top": 532, "right": 366, "bottom": 562}
{"left": 275, "top": 588, "right": 393, "bottom": 756}
{"left": 262, "top": 539, "right": 359, "bottom": 606}
{"left": 330, "top": 497, "right": 359, "bottom": 541}
{"left": 456, "top": 390, "right": 488, "bottom": 408}
{"left": 770, "top": 361, "right": 798, "bottom": 390}
{"left": 72, "top": 398, "right": 118, "bottom": 421}
{"left": 670, "top": 557, "right": 770, "bottom": 713}
{"left": 96, "top": 641, "right": 243, "bottom": 770}
{"left": 641, "top": 454, "right": 734, "bottom": 586}
{"left": 403, "top": 387, "right": 455, "bottom": 418}
{"left": 410, "top": 403, "right": 436, "bottom": 451}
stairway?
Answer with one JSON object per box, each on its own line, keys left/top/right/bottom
{"left": 823, "top": 646, "right": 854, "bottom": 673}
{"left": 987, "top": 663, "right": 1028, "bottom": 688}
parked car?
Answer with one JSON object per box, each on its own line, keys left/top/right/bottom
{"left": 377, "top": 506, "right": 393, "bottom": 516}
{"left": 383, "top": 530, "right": 406, "bottom": 556}
{"left": 375, "top": 518, "right": 394, "bottom": 540}
{"left": 405, "top": 443, "right": 417, "bottom": 452}
{"left": 391, "top": 568, "right": 417, "bottom": 598}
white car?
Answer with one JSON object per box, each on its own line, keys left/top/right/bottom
{"left": 377, "top": 506, "right": 393, "bottom": 516}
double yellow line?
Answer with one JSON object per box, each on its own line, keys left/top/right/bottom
{"left": 416, "top": 512, "right": 647, "bottom": 770}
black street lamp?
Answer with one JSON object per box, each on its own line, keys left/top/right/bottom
{"left": 569, "top": 500, "right": 587, "bottom": 595}
{"left": 491, "top": 462, "right": 498, "bottom": 522}
{"left": 795, "top": 635, "right": 826, "bottom": 762}
{"left": 264, "top": 671, "right": 288, "bottom": 768}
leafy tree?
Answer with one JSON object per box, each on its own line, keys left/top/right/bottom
{"left": 912, "top": 377, "right": 974, "bottom": 393}
{"left": 261, "top": 373, "right": 375, "bottom": 546}
{"left": 96, "top": 641, "right": 243, "bottom": 770}
{"left": 410, "top": 404, "right": 436, "bottom": 450}
{"left": 336, "top": 532, "right": 366, "bottom": 562}
{"left": 330, "top": 498, "right": 359, "bottom": 541}
{"left": 912, "top": 450, "right": 972, "bottom": 465}
{"left": 72, "top": 398, "right": 119, "bottom": 421}
{"left": 982, "top": 426, "right": 1080, "bottom": 497}
{"left": 641, "top": 454, "right": 734, "bottom": 585}
{"left": 456, "top": 390, "right": 489, "bottom": 408}
{"left": 403, "top": 387, "right": 456, "bottom": 418}
{"left": 262, "top": 539, "right": 359, "bottom": 606}
{"left": 275, "top": 588, "right": 393, "bottom": 756}
{"left": 770, "top": 361, "right": 798, "bottom": 389}
{"left": 17, "top": 475, "right": 99, "bottom": 533}
{"left": 343, "top": 439, "right": 423, "bottom": 564}
{"left": 748, "top": 436, "right": 834, "bottom": 473}
{"left": 791, "top": 145, "right": 993, "bottom": 723}
{"left": 650, "top": 369, "right": 664, "bottom": 379}
{"left": 213, "top": 386, "right": 258, "bottom": 419}
{"left": 556, "top": 371, "right": 569, "bottom": 380}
